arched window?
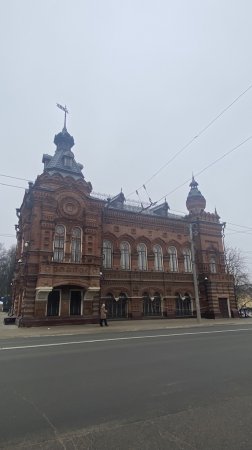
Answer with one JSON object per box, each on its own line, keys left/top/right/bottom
{"left": 53, "top": 225, "right": 65, "bottom": 262}
{"left": 103, "top": 240, "right": 113, "bottom": 268}
{"left": 176, "top": 292, "right": 192, "bottom": 317}
{"left": 106, "top": 293, "right": 128, "bottom": 318}
{"left": 183, "top": 248, "right": 192, "bottom": 273}
{"left": 47, "top": 290, "right": 60, "bottom": 316}
{"left": 137, "top": 243, "right": 148, "bottom": 270}
{"left": 210, "top": 256, "right": 217, "bottom": 273}
{"left": 120, "top": 241, "right": 131, "bottom": 270}
{"left": 71, "top": 227, "right": 82, "bottom": 263}
{"left": 143, "top": 292, "right": 162, "bottom": 316}
{"left": 153, "top": 244, "right": 163, "bottom": 271}
{"left": 168, "top": 246, "right": 178, "bottom": 272}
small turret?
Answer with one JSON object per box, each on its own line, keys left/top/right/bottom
{"left": 41, "top": 105, "right": 84, "bottom": 180}
{"left": 186, "top": 176, "right": 206, "bottom": 214}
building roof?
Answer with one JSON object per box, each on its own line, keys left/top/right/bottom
{"left": 90, "top": 191, "right": 183, "bottom": 220}
{"left": 42, "top": 127, "right": 84, "bottom": 180}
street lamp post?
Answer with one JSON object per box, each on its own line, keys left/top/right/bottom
{"left": 189, "top": 223, "right": 201, "bottom": 324}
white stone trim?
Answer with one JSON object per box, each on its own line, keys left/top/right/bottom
{"left": 35, "top": 287, "right": 53, "bottom": 302}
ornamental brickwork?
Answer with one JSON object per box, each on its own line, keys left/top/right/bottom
{"left": 12, "top": 126, "right": 237, "bottom": 326}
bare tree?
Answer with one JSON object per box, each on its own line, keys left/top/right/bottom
{"left": 0, "top": 244, "right": 16, "bottom": 298}
{"left": 224, "top": 246, "right": 250, "bottom": 303}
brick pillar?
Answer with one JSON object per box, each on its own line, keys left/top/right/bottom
{"left": 164, "top": 297, "right": 176, "bottom": 319}
{"left": 130, "top": 297, "right": 143, "bottom": 319}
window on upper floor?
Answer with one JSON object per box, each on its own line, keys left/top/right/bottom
{"left": 168, "top": 246, "right": 178, "bottom": 272}
{"left": 183, "top": 248, "right": 192, "bottom": 273}
{"left": 71, "top": 227, "right": 82, "bottom": 263}
{"left": 137, "top": 243, "right": 148, "bottom": 270}
{"left": 153, "top": 244, "right": 163, "bottom": 271}
{"left": 120, "top": 241, "right": 131, "bottom": 270}
{"left": 53, "top": 225, "right": 65, "bottom": 262}
{"left": 210, "top": 256, "right": 217, "bottom": 273}
{"left": 64, "top": 156, "right": 73, "bottom": 168}
{"left": 103, "top": 240, "right": 113, "bottom": 268}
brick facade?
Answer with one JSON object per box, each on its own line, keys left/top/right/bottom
{"left": 12, "top": 126, "right": 237, "bottom": 326}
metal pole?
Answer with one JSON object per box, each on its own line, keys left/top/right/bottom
{"left": 189, "top": 223, "right": 201, "bottom": 323}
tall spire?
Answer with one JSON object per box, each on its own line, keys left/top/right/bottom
{"left": 42, "top": 107, "right": 84, "bottom": 180}
{"left": 56, "top": 103, "right": 69, "bottom": 131}
{"left": 190, "top": 174, "right": 198, "bottom": 189}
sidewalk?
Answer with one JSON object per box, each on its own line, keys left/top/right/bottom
{"left": 1, "top": 312, "right": 252, "bottom": 339}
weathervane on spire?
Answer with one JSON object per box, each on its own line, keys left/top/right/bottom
{"left": 56, "top": 103, "right": 69, "bottom": 130}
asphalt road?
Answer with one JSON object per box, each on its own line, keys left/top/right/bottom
{"left": 1, "top": 325, "right": 252, "bottom": 450}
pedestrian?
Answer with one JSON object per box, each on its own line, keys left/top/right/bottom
{"left": 100, "top": 303, "right": 108, "bottom": 327}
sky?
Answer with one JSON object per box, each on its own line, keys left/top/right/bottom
{"left": 1, "top": 0, "right": 252, "bottom": 277}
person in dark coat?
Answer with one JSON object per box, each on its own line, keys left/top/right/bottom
{"left": 100, "top": 303, "right": 108, "bottom": 326}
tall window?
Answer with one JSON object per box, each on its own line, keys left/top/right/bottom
{"left": 183, "top": 248, "right": 192, "bottom": 273}
{"left": 103, "top": 240, "right": 113, "bottom": 268}
{"left": 176, "top": 292, "right": 192, "bottom": 317}
{"left": 168, "top": 246, "right": 178, "bottom": 272}
{"left": 120, "top": 241, "right": 131, "bottom": 270}
{"left": 143, "top": 292, "right": 162, "bottom": 316}
{"left": 106, "top": 293, "right": 128, "bottom": 319}
{"left": 53, "top": 225, "right": 65, "bottom": 262}
{"left": 210, "top": 256, "right": 217, "bottom": 273}
{"left": 153, "top": 244, "right": 163, "bottom": 271}
{"left": 137, "top": 243, "right": 148, "bottom": 270}
{"left": 71, "top": 227, "right": 82, "bottom": 263}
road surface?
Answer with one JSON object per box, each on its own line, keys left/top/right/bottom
{"left": 1, "top": 324, "right": 252, "bottom": 449}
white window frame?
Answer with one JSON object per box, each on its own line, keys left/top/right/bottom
{"left": 71, "top": 227, "right": 82, "bottom": 263}
{"left": 153, "top": 244, "right": 163, "bottom": 271}
{"left": 103, "top": 240, "right": 113, "bottom": 268}
{"left": 46, "top": 289, "right": 61, "bottom": 317}
{"left": 210, "top": 256, "right": 217, "bottom": 273}
{"left": 183, "top": 248, "right": 192, "bottom": 273}
{"left": 53, "top": 225, "right": 65, "bottom": 262}
{"left": 137, "top": 243, "right": 148, "bottom": 270}
{"left": 168, "top": 246, "right": 178, "bottom": 272}
{"left": 69, "top": 289, "right": 83, "bottom": 316}
{"left": 120, "top": 241, "right": 131, "bottom": 270}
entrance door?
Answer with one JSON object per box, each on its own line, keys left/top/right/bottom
{"left": 70, "top": 291, "right": 82, "bottom": 315}
{"left": 218, "top": 298, "right": 229, "bottom": 318}
{"left": 47, "top": 290, "right": 60, "bottom": 316}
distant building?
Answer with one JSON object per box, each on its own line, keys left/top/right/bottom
{"left": 12, "top": 123, "right": 237, "bottom": 326}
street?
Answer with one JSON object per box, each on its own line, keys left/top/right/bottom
{"left": 1, "top": 324, "right": 252, "bottom": 449}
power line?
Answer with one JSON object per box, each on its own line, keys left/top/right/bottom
{"left": 127, "top": 82, "right": 252, "bottom": 197}
{"left": 225, "top": 229, "right": 252, "bottom": 236}
{"left": 155, "top": 134, "right": 252, "bottom": 203}
{"left": 226, "top": 222, "right": 252, "bottom": 231}
{"left": 0, "top": 173, "right": 31, "bottom": 182}
{"left": 0, "top": 182, "right": 26, "bottom": 190}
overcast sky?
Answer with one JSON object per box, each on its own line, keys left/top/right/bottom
{"left": 1, "top": 0, "right": 252, "bottom": 277}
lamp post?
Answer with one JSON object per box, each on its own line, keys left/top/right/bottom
{"left": 189, "top": 223, "right": 201, "bottom": 324}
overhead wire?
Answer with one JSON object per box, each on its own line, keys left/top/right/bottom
{"left": 1, "top": 84, "right": 252, "bottom": 222}
{"left": 0, "top": 173, "right": 31, "bottom": 182}
{"left": 155, "top": 134, "right": 252, "bottom": 204}
{"left": 0, "top": 182, "right": 26, "bottom": 190}
{"left": 226, "top": 222, "right": 252, "bottom": 231}
{"left": 127, "top": 82, "right": 252, "bottom": 197}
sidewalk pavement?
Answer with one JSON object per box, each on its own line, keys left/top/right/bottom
{"left": 1, "top": 312, "right": 252, "bottom": 339}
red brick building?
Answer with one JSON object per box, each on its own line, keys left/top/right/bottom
{"left": 12, "top": 124, "right": 237, "bottom": 326}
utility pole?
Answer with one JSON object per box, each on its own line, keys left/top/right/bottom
{"left": 189, "top": 223, "right": 201, "bottom": 323}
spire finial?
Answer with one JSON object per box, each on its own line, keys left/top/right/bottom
{"left": 56, "top": 103, "right": 69, "bottom": 131}
{"left": 189, "top": 173, "right": 199, "bottom": 189}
